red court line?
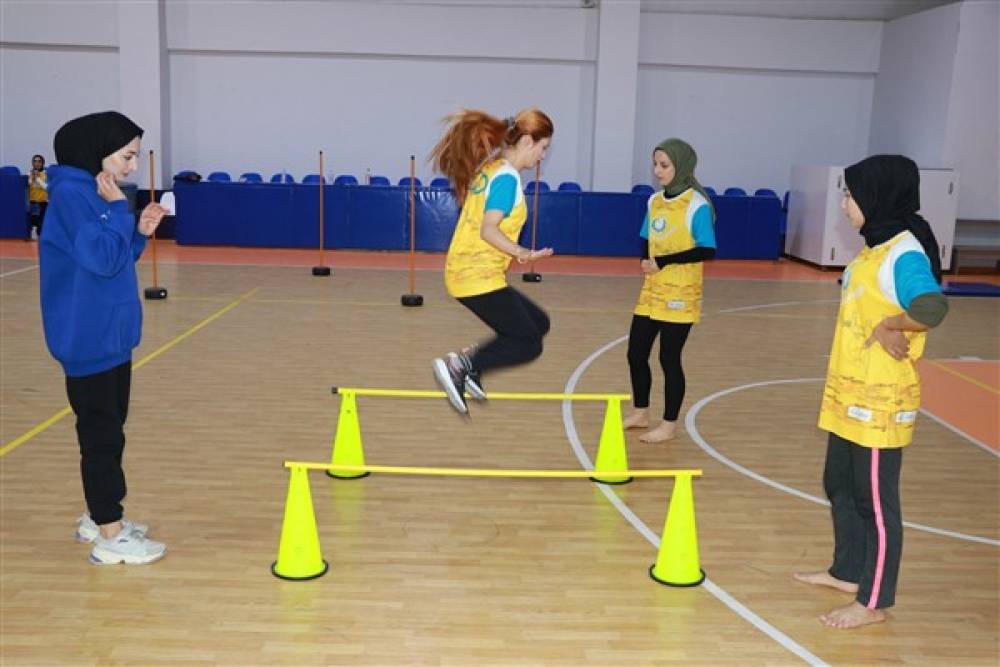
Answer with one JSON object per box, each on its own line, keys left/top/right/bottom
{"left": 918, "top": 359, "right": 999, "bottom": 451}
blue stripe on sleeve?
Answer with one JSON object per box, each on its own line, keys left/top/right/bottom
{"left": 692, "top": 205, "right": 716, "bottom": 248}
{"left": 639, "top": 212, "right": 650, "bottom": 240}
{"left": 484, "top": 174, "right": 517, "bottom": 216}
{"left": 894, "top": 250, "right": 940, "bottom": 309}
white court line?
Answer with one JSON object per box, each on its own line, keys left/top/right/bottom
{"left": 718, "top": 299, "right": 840, "bottom": 313}
{"left": 0, "top": 264, "right": 38, "bottom": 279}
{"left": 561, "top": 336, "right": 828, "bottom": 667}
{"left": 684, "top": 378, "right": 1000, "bottom": 547}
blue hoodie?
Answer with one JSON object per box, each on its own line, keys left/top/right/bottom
{"left": 39, "top": 165, "right": 148, "bottom": 377}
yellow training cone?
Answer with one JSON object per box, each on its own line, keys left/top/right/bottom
{"left": 591, "top": 398, "right": 632, "bottom": 484}
{"left": 328, "top": 390, "right": 369, "bottom": 479}
{"left": 649, "top": 474, "right": 705, "bottom": 587}
{"left": 272, "top": 466, "right": 329, "bottom": 580}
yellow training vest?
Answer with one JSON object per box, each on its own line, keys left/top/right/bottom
{"left": 818, "top": 232, "right": 928, "bottom": 448}
{"left": 444, "top": 159, "right": 527, "bottom": 298}
{"left": 633, "top": 189, "right": 708, "bottom": 323}
{"left": 29, "top": 172, "right": 48, "bottom": 203}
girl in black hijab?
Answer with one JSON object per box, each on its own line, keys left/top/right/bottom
{"left": 40, "top": 111, "right": 168, "bottom": 565}
{"left": 795, "top": 154, "right": 948, "bottom": 629}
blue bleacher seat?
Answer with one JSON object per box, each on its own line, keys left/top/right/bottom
{"left": 429, "top": 177, "right": 451, "bottom": 189}
{"left": 207, "top": 171, "right": 231, "bottom": 183}
{"left": 557, "top": 181, "right": 582, "bottom": 192}
{"left": 0, "top": 165, "right": 21, "bottom": 176}
{"left": 724, "top": 187, "right": 747, "bottom": 196}
{"left": 754, "top": 188, "right": 778, "bottom": 198}
{"left": 398, "top": 177, "right": 422, "bottom": 187}
{"left": 524, "top": 181, "right": 550, "bottom": 194}
{"left": 704, "top": 186, "right": 717, "bottom": 196}
{"left": 269, "top": 173, "right": 295, "bottom": 184}
{"left": 239, "top": 172, "right": 263, "bottom": 183}
{"left": 334, "top": 175, "right": 358, "bottom": 186}
{"left": 368, "top": 175, "right": 390, "bottom": 186}
{"left": 303, "top": 174, "right": 326, "bottom": 184}
{"left": 631, "top": 184, "right": 655, "bottom": 196}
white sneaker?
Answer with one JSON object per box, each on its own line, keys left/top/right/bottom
{"left": 75, "top": 513, "right": 148, "bottom": 543}
{"left": 89, "top": 526, "right": 166, "bottom": 565}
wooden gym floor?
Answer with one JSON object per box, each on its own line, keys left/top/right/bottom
{"left": 1, "top": 241, "right": 997, "bottom": 666}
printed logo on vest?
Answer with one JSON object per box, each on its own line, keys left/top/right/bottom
{"left": 667, "top": 300, "right": 686, "bottom": 310}
{"left": 895, "top": 411, "right": 917, "bottom": 424}
{"left": 847, "top": 405, "right": 873, "bottom": 422}
{"left": 470, "top": 172, "right": 488, "bottom": 195}
{"left": 651, "top": 217, "right": 667, "bottom": 233}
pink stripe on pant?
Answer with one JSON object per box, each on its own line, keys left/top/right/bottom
{"left": 867, "top": 448, "right": 888, "bottom": 609}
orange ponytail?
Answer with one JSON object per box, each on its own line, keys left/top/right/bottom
{"left": 430, "top": 108, "right": 553, "bottom": 204}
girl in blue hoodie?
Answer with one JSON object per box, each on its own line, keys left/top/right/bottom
{"left": 40, "top": 111, "right": 168, "bottom": 565}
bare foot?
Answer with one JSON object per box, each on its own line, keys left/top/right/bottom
{"left": 820, "top": 601, "right": 886, "bottom": 629}
{"left": 623, "top": 409, "right": 649, "bottom": 430}
{"left": 793, "top": 571, "right": 859, "bottom": 594}
{"left": 639, "top": 420, "right": 676, "bottom": 443}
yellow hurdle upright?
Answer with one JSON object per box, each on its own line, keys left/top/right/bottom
{"left": 329, "top": 386, "right": 632, "bottom": 483}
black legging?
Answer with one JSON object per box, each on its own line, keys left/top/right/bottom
{"left": 627, "top": 315, "right": 693, "bottom": 421}
{"left": 458, "top": 286, "right": 550, "bottom": 373}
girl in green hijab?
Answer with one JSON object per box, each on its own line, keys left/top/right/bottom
{"left": 624, "top": 138, "right": 716, "bottom": 443}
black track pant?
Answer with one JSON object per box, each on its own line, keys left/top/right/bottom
{"left": 65, "top": 361, "right": 132, "bottom": 525}
{"left": 626, "top": 315, "right": 692, "bottom": 421}
{"left": 824, "top": 432, "right": 903, "bottom": 609}
{"left": 458, "top": 286, "right": 550, "bottom": 373}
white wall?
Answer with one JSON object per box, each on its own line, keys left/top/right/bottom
{"left": 169, "top": 53, "right": 595, "bottom": 184}
{"left": 635, "top": 13, "right": 880, "bottom": 193}
{"left": 869, "top": 2, "right": 962, "bottom": 167}
{"left": 0, "top": 1, "right": 119, "bottom": 171}
{"left": 9, "top": 0, "right": 992, "bottom": 214}
{"left": 0, "top": 45, "right": 120, "bottom": 170}
{"left": 943, "top": 0, "right": 999, "bottom": 220}
{"left": 165, "top": 0, "right": 597, "bottom": 185}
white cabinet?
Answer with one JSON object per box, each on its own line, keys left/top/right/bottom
{"left": 785, "top": 165, "right": 958, "bottom": 270}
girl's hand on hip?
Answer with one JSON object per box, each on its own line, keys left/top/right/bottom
{"left": 865, "top": 321, "right": 910, "bottom": 360}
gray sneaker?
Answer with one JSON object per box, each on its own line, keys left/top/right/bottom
{"left": 89, "top": 525, "right": 166, "bottom": 565}
{"left": 76, "top": 513, "right": 148, "bottom": 543}
{"left": 433, "top": 355, "right": 468, "bottom": 414}
{"left": 448, "top": 352, "right": 486, "bottom": 401}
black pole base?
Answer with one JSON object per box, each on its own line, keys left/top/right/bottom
{"left": 522, "top": 272, "right": 542, "bottom": 283}
{"left": 144, "top": 286, "right": 168, "bottom": 300}
{"left": 312, "top": 266, "right": 331, "bottom": 276}
{"left": 401, "top": 293, "right": 424, "bottom": 307}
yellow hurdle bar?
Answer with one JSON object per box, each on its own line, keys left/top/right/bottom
{"left": 333, "top": 386, "right": 630, "bottom": 401}
{"left": 285, "top": 462, "right": 701, "bottom": 478}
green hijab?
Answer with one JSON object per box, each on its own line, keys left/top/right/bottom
{"left": 655, "top": 138, "right": 715, "bottom": 221}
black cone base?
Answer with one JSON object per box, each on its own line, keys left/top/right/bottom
{"left": 144, "top": 286, "right": 168, "bottom": 300}
{"left": 522, "top": 272, "right": 542, "bottom": 283}
{"left": 401, "top": 293, "right": 424, "bottom": 307}
{"left": 312, "top": 266, "right": 331, "bottom": 276}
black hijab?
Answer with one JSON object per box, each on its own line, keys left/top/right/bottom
{"left": 844, "top": 155, "right": 941, "bottom": 282}
{"left": 53, "top": 111, "right": 144, "bottom": 177}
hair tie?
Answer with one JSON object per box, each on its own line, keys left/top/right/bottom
{"left": 504, "top": 116, "right": 516, "bottom": 131}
